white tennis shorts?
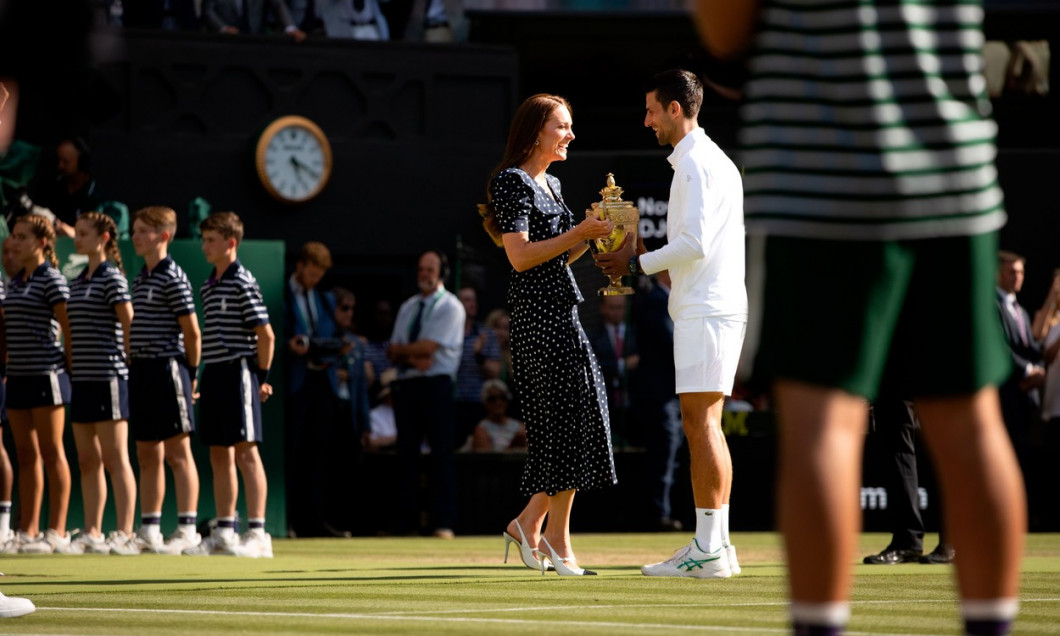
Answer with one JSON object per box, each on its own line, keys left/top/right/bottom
{"left": 673, "top": 316, "right": 747, "bottom": 395}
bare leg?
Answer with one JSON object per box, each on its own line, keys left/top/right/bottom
{"left": 72, "top": 423, "right": 105, "bottom": 536}
{"left": 7, "top": 410, "right": 42, "bottom": 535}
{"left": 209, "top": 446, "right": 238, "bottom": 518}
{"left": 35, "top": 406, "right": 70, "bottom": 532}
{"left": 136, "top": 441, "right": 165, "bottom": 515}
{"left": 680, "top": 392, "right": 729, "bottom": 509}
{"left": 540, "top": 489, "right": 578, "bottom": 561}
{"left": 508, "top": 492, "right": 550, "bottom": 549}
{"left": 164, "top": 434, "right": 199, "bottom": 515}
{"left": 775, "top": 380, "right": 868, "bottom": 603}
{"left": 915, "top": 388, "right": 1025, "bottom": 600}
{"left": 0, "top": 428, "right": 13, "bottom": 501}
{"left": 98, "top": 420, "right": 137, "bottom": 534}
{"left": 234, "top": 442, "right": 266, "bottom": 519}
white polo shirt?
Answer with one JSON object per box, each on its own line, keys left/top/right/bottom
{"left": 639, "top": 127, "right": 747, "bottom": 321}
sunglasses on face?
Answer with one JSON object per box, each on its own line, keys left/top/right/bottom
{"left": 485, "top": 394, "right": 508, "bottom": 403}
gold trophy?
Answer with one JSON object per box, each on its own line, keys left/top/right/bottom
{"left": 587, "top": 173, "right": 640, "bottom": 296}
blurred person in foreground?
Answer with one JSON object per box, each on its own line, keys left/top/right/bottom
{"left": 695, "top": 1, "right": 1025, "bottom": 634}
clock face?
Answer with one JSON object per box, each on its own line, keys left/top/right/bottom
{"left": 256, "top": 116, "right": 333, "bottom": 203}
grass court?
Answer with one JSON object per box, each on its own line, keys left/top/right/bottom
{"left": 0, "top": 532, "right": 1057, "bottom": 635}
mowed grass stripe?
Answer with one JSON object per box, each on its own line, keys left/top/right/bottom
{"left": 0, "top": 533, "right": 1055, "bottom": 635}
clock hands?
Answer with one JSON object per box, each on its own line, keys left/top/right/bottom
{"left": 289, "top": 155, "right": 321, "bottom": 180}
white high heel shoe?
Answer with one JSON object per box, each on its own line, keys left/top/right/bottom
{"left": 503, "top": 520, "right": 553, "bottom": 571}
{"left": 538, "top": 536, "right": 596, "bottom": 576}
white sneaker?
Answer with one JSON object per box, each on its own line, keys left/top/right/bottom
{"left": 132, "top": 528, "right": 165, "bottom": 554}
{"left": 47, "top": 529, "right": 82, "bottom": 555}
{"left": 235, "top": 531, "right": 273, "bottom": 558}
{"left": 73, "top": 532, "right": 110, "bottom": 555}
{"left": 182, "top": 531, "right": 239, "bottom": 556}
{"left": 17, "top": 532, "right": 52, "bottom": 555}
{"left": 726, "top": 545, "right": 741, "bottom": 575}
{"left": 0, "top": 592, "right": 35, "bottom": 618}
{"left": 157, "top": 527, "right": 202, "bottom": 555}
{"left": 107, "top": 531, "right": 142, "bottom": 556}
{"left": 641, "top": 540, "right": 732, "bottom": 579}
{"left": 0, "top": 531, "right": 20, "bottom": 555}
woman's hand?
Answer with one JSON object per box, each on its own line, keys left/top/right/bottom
{"left": 577, "top": 215, "right": 614, "bottom": 241}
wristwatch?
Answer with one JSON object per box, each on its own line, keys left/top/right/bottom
{"left": 627, "top": 254, "right": 641, "bottom": 276}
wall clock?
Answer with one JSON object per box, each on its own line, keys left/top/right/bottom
{"left": 255, "top": 115, "right": 333, "bottom": 204}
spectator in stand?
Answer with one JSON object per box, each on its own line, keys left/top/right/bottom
{"left": 66, "top": 211, "right": 139, "bottom": 555}
{"left": 3, "top": 214, "right": 75, "bottom": 554}
{"left": 363, "top": 298, "right": 394, "bottom": 400}
{"left": 324, "top": 285, "right": 372, "bottom": 535}
{"left": 201, "top": 0, "right": 307, "bottom": 41}
{"left": 588, "top": 295, "right": 639, "bottom": 447}
{"left": 364, "top": 368, "right": 398, "bottom": 451}
{"left": 29, "top": 136, "right": 105, "bottom": 239}
{"left": 122, "top": 0, "right": 200, "bottom": 31}
{"left": 995, "top": 251, "right": 1043, "bottom": 478}
{"left": 454, "top": 285, "right": 501, "bottom": 445}
{"left": 128, "top": 206, "right": 203, "bottom": 555}
{"left": 332, "top": 286, "right": 372, "bottom": 439}
{"left": 284, "top": 241, "right": 347, "bottom": 537}
{"left": 484, "top": 307, "right": 514, "bottom": 403}
{"left": 469, "top": 379, "right": 526, "bottom": 452}
{"left": 387, "top": 250, "right": 464, "bottom": 538}
{"left": 631, "top": 272, "right": 684, "bottom": 532}
{"left": 288, "top": 0, "right": 390, "bottom": 40}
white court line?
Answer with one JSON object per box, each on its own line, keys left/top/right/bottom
{"left": 36, "top": 601, "right": 1060, "bottom": 636}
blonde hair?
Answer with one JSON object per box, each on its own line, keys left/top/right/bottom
{"left": 14, "top": 214, "right": 58, "bottom": 268}
{"left": 134, "top": 206, "right": 178, "bottom": 240}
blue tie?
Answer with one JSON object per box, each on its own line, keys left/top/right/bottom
{"left": 408, "top": 298, "right": 425, "bottom": 342}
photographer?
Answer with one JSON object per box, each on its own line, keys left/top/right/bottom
{"left": 284, "top": 241, "right": 351, "bottom": 538}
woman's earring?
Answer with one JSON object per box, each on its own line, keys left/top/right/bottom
{"left": 534, "top": 140, "right": 539, "bottom": 146}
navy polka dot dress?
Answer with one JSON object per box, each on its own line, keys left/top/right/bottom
{"left": 491, "top": 167, "right": 617, "bottom": 497}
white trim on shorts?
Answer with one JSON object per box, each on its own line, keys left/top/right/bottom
{"left": 108, "top": 377, "right": 123, "bottom": 421}
{"left": 239, "top": 358, "right": 256, "bottom": 443}
{"left": 673, "top": 316, "right": 747, "bottom": 395}
{"left": 168, "top": 358, "right": 193, "bottom": 434}
{"left": 48, "top": 371, "right": 63, "bottom": 406}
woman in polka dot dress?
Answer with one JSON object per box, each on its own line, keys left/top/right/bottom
{"left": 479, "top": 94, "right": 617, "bottom": 576}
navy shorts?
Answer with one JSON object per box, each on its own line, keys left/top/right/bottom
{"left": 6, "top": 372, "right": 71, "bottom": 410}
{"left": 71, "top": 378, "right": 130, "bottom": 423}
{"left": 129, "top": 357, "right": 195, "bottom": 442}
{"left": 198, "top": 358, "right": 263, "bottom": 447}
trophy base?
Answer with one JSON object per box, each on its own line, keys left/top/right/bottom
{"left": 598, "top": 286, "right": 633, "bottom": 296}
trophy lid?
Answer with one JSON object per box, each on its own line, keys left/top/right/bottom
{"left": 600, "top": 172, "right": 625, "bottom": 203}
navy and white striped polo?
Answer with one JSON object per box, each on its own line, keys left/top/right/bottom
{"left": 4, "top": 263, "right": 70, "bottom": 375}
{"left": 201, "top": 260, "right": 270, "bottom": 365}
{"left": 68, "top": 261, "right": 132, "bottom": 381}
{"left": 130, "top": 256, "right": 197, "bottom": 359}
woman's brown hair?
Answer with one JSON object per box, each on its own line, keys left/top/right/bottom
{"left": 78, "top": 211, "right": 125, "bottom": 274}
{"left": 477, "top": 94, "right": 572, "bottom": 246}
{"left": 14, "top": 214, "right": 58, "bottom": 268}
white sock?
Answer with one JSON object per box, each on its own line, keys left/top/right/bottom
{"left": 141, "top": 513, "right": 163, "bottom": 538}
{"left": 791, "top": 601, "right": 850, "bottom": 628}
{"left": 178, "top": 511, "right": 197, "bottom": 535}
{"left": 720, "top": 503, "right": 731, "bottom": 547}
{"left": 694, "top": 508, "right": 723, "bottom": 553}
{"left": 0, "top": 501, "right": 11, "bottom": 535}
{"left": 216, "top": 517, "right": 237, "bottom": 539}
